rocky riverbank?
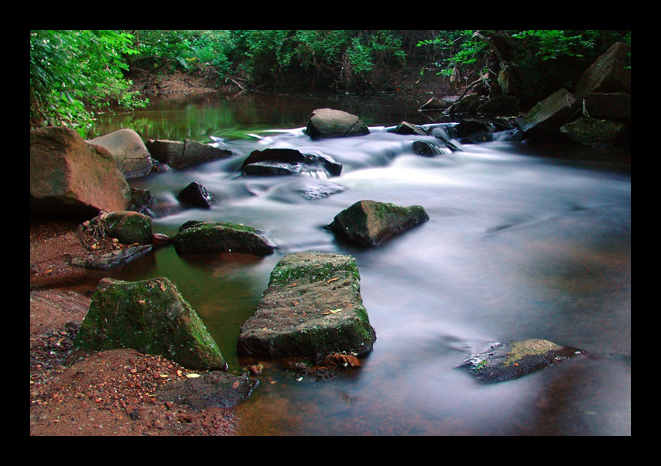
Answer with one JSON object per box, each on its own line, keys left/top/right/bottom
{"left": 29, "top": 218, "right": 241, "bottom": 436}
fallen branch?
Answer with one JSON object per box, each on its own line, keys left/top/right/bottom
{"left": 226, "top": 76, "right": 246, "bottom": 91}
{"left": 446, "top": 76, "right": 485, "bottom": 115}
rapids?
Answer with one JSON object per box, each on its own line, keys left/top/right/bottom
{"left": 94, "top": 92, "right": 631, "bottom": 435}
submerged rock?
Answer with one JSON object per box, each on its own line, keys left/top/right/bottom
{"left": 74, "top": 277, "right": 227, "bottom": 371}
{"left": 412, "top": 140, "right": 449, "bottom": 156}
{"left": 237, "top": 252, "right": 377, "bottom": 360}
{"left": 71, "top": 244, "right": 153, "bottom": 270}
{"left": 174, "top": 220, "right": 276, "bottom": 256}
{"left": 457, "top": 339, "right": 584, "bottom": 383}
{"left": 328, "top": 200, "right": 429, "bottom": 247}
{"left": 392, "top": 121, "right": 428, "bottom": 136}
{"left": 158, "top": 371, "right": 258, "bottom": 410}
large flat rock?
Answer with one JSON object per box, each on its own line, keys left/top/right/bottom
{"left": 237, "top": 252, "right": 376, "bottom": 360}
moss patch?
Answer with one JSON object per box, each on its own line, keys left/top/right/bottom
{"left": 503, "top": 339, "right": 563, "bottom": 366}
{"left": 457, "top": 339, "right": 584, "bottom": 384}
{"left": 237, "top": 252, "right": 376, "bottom": 360}
{"left": 74, "top": 277, "right": 227, "bottom": 371}
{"left": 328, "top": 200, "right": 429, "bottom": 247}
{"left": 174, "top": 221, "right": 275, "bottom": 256}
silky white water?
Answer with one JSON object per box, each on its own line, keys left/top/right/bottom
{"left": 96, "top": 92, "right": 630, "bottom": 435}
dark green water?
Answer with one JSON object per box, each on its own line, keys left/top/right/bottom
{"left": 93, "top": 91, "right": 631, "bottom": 436}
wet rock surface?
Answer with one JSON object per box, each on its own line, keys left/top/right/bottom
{"left": 146, "top": 138, "right": 233, "bottom": 170}
{"left": 71, "top": 243, "right": 153, "bottom": 270}
{"left": 241, "top": 148, "right": 342, "bottom": 178}
{"left": 178, "top": 181, "right": 215, "bottom": 209}
{"left": 328, "top": 200, "right": 429, "bottom": 247}
{"left": 237, "top": 252, "right": 377, "bottom": 360}
{"left": 174, "top": 220, "right": 276, "bottom": 256}
{"left": 457, "top": 339, "right": 585, "bottom": 383}
{"left": 158, "top": 371, "right": 258, "bottom": 411}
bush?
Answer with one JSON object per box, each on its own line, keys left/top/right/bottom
{"left": 30, "top": 30, "right": 148, "bottom": 135}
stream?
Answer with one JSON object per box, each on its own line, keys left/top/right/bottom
{"left": 91, "top": 91, "right": 631, "bottom": 436}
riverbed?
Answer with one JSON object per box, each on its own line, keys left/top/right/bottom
{"left": 91, "top": 91, "right": 631, "bottom": 435}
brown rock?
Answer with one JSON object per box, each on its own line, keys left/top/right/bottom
{"left": 575, "top": 42, "right": 631, "bottom": 99}
{"left": 305, "top": 108, "right": 369, "bottom": 139}
{"left": 87, "top": 128, "right": 153, "bottom": 178}
{"left": 30, "top": 126, "right": 131, "bottom": 218}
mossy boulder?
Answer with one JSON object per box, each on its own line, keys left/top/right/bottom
{"left": 237, "top": 252, "right": 377, "bottom": 361}
{"left": 74, "top": 277, "right": 227, "bottom": 371}
{"left": 328, "top": 200, "right": 429, "bottom": 247}
{"left": 173, "top": 220, "right": 276, "bottom": 256}
{"left": 560, "top": 117, "right": 629, "bottom": 148}
{"left": 94, "top": 211, "right": 153, "bottom": 245}
{"left": 457, "top": 339, "right": 584, "bottom": 384}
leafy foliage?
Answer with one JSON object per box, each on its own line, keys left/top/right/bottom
{"left": 30, "top": 30, "right": 631, "bottom": 133}
{"left": 417, "top": 30, "right": 489, "bottom": 75}
{"left": 127, "top": 30, "right": 406, "bottom": 91}
{"left": 30, "top": 30, "right": 148, "bottom": 135}
{"left": 417, "top": 30, "right": 631, "bottom": 102}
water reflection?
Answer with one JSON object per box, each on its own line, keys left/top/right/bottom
{"left": 95, "top": 93, "right": 630, "bottom": 436}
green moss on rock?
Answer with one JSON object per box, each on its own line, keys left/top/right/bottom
{"left": 328, "top": 200, "right": 429, "bottom": 247}
{"left": 237, "top": 252, "right": 376, "bottom": 360}
{"left": 457, "top": 339, "right": 584, "bottom": 383}
{"left": 174, "top": 220, "right": 276, "bottom": 256}
{"left": 97, "top": 211, "right": 153, "bottom": 245}
{"left": 74, "top": 277, "right": 227, "bottom": 371}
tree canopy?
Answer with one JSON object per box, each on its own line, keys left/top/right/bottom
{"left": 30, "top": 30, "right": 631, "bottom": 134}
{"left": 30, "top": 30, "right": 148, "bottom": 135}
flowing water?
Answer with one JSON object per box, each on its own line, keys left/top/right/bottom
{"left": 92, "top": 91, "right": 631, "bottom": 436}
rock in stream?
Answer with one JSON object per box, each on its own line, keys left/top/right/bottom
{"left": 457, "top": 339, "right": 585, "bottom": 383}
{"left": 237, "top": 252, "right": 377, "bottom": 361}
